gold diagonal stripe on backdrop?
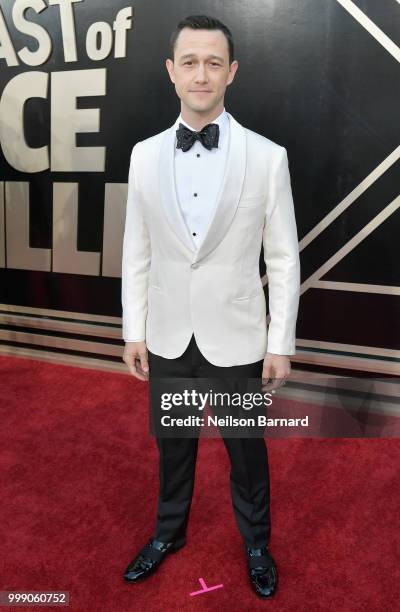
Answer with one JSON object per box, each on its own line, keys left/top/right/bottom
{"left": 300, "top": 195, "right": 400, "bottom": 295}
{"left": 299, "top": 146, "right": 400, "bottom": 250}
{"left": 336, "top": 0, "right": 400, "bottom": 63}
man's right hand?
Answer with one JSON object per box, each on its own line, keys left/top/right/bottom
{"left": 123, "top": 341, "right": 149, "bottom": 381}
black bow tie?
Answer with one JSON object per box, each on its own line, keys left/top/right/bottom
{"left": 176, "top": 122, "right": 220, "bottom": 152}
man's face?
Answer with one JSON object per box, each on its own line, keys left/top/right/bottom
{"left": 166, "top": 28, "right": 238, "bottom": 114}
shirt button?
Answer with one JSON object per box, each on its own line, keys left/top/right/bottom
{"left": 197, "top": 153, "right": 200, "bottom": 157}
{"left": 191, "top": 263, "right": 199, "bottom": 269}
{"left": 192, "top": 232, "right": 197, "bottom": 236}
{"left": 194, "top": 193, "right": 198, "bottom": 197}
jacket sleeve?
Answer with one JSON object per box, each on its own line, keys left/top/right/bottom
{"left": 262, "top": 146, "right": 300, "bottom": 355}
{"left": 121, "top": 142, "right": 151, "bottom": 342}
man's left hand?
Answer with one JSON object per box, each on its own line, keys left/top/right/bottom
{"left": 262, "top": 353, "right": 291, "bottom": 391}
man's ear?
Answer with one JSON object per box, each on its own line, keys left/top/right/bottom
{"left": 227, "top": 60, "right": 239, "bottom": 86}
{"left": 165, "top": 58, "right": 175, "bottom": 84}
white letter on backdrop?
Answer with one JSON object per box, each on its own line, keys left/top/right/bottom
{"left": 12, "top": 0, "right": 52, "bottom": 66}
{"left": 86, "top": 21, "right": 113, "bottom": 61}
{"left": 51, "top": 68, "right": 106, "bottom": 172}
{"left": 113, "top": 7, "right": 133, "bottom": 58}
{"left": 0, "top": 7, "right": 19, "bottom": 66}
{"left": 48, "top": 0, "right": 81, "bottom": 63}
{"left": 0, "top": 71, "right": 49, "bottom": 172}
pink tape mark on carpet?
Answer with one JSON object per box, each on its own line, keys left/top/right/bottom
{"left": 190, "top": 577, "right": 224, "bottom": 596}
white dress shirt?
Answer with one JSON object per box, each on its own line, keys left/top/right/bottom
{"left": 125, "top": 108, "right": 230, "bottom": 342}
{"left": 174, "top": 107, "right": 230, "bottom": 250}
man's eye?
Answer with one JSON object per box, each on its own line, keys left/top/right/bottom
{"left": 184, "top": 61, "right": 192, "bottom": 65}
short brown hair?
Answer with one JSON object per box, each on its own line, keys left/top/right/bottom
{"left": 170, "top": 14, "right": 235, "bottom": 64}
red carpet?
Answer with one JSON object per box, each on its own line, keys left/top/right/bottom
{"left": 1, "top": 355, "right": 399, "bottom": 611}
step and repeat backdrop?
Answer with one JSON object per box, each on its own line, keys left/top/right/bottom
{"left": 0, "top": 0, "right": 399, "bottom": 375}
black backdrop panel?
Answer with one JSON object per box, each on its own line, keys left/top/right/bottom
{"left": 0, "top": 0, "right": 399, "bottom": 356}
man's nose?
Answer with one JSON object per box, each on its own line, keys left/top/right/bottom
{"left": 194, "top": 64, "right": 208, "bottom": 82}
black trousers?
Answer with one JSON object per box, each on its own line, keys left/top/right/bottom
{"left": 147, "top": 334, "right": 271, "bottom": 549}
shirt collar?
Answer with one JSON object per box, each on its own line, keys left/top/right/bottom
{"left": 174, "top": 107, "right": 229, "bottom": 149}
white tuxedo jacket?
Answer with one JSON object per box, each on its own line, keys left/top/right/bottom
{"left": 121, "top": 112, "right": 300, "bottom": 366}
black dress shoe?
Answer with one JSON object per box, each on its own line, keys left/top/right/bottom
{"left": 123, "top": 537, "right": 186, "bottom": 582}
{"left": 246, "top": 545, "right": 278, "bottom": 598}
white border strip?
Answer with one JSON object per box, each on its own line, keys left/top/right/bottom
{"left": 0, "top": 303, "right": 121, "bottom": 325}
{"left": 296, "top": 338, "right": 400, "bottom": 359}
{"left": 293, "top": 351, "right": 400, "bottom": 375}
{"left": 1, "top": 342, "right": 398, "bottom": 375}
{"left": 0, "top": 330, "right": 122, "bottom": 357}
{"left": 0, "top": 345, "right": 127, "bottom": 374}
{"left": 0, "top": 313, "right": 121, "bottom": 338}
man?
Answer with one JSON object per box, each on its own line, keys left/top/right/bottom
{"left": 121, "top": 14, "right": 300, "bottom": 599}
